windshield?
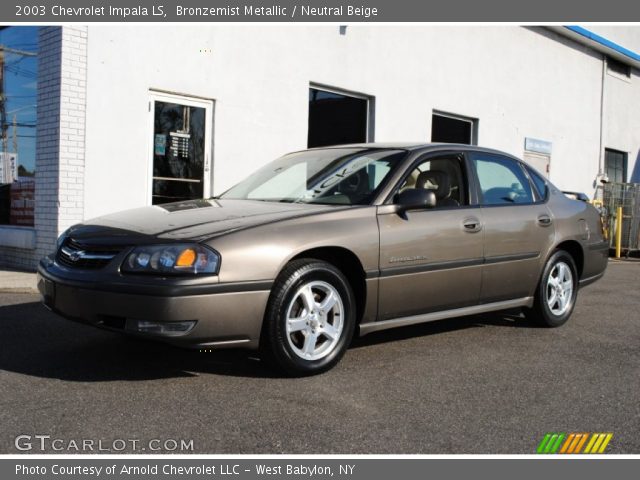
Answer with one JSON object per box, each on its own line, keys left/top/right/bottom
{"left": 220, "top": 148, "right": 406, "bottom": 205}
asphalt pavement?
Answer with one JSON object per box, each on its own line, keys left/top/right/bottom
{"left": 0, "top": 261, "right": 638, "bottom": 454}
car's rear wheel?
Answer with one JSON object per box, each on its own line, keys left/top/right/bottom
{"left": 526, "top": 250, "right": 578, "bottom": 327}
{"left": 261, "top": 259, "right": 356, "bottom": 376}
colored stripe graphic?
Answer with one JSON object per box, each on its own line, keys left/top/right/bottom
{"left": 584, "top": 433, "right": 614, "bottom": 454}
{"left": 561, "top": 433, "right": 588, "bottom": 453}
{"left": 559, "top": 433, "right": 576, "bottom": 453}
{"left": 584, "top": 434, "right": 598, "bottom": 453}
{"left": 574, "top": 433, "right": 590, "bottom": 453}
{"left": 537, "top": 433, "right": 552, "bottom": 453}
{"left": 537, "top": 433, "right": 565, "bottom": 453}
{"left": 538, "top": 433, "right": 612, "bottom": 454}
{"left": 597, "top": 434, "right": 613, "bottom": 453}
{"left": 549, "top": 433, "right": 565, "bottom": 453}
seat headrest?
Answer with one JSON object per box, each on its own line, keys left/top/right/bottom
{"left": 416, "top": 170, "right": 451, "bottom": 199}
{"left": 341, "top": 169, "right": 370, "bottom": 195}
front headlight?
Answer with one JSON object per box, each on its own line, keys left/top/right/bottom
{"left": 122, "top": 244, "right": 220, "bottom": 275}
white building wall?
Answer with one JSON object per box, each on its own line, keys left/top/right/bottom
{"left": 603, "top": 65, "right": 640, "bottom": 182}
{"left": 83, "top": 25, "right": 639, "bottom": 221}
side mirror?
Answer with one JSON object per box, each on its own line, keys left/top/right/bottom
{"left": 396, "top": 188, "right": 436, "bottom": 213}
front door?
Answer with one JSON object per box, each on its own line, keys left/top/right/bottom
{"left": 148, "top": 92, "right": 213, "bottom": 205}
{"left": 377, "top": 153, "right": 483, "bottom": 320}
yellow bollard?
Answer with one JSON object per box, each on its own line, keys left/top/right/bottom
{"left": 615, "top": 206, "right": 622, "bottom": 259}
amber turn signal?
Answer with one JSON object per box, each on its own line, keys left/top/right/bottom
{"left": 176, "top": 248, "right": 197, "bottom": 267}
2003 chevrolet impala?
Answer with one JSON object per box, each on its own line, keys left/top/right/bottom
{"left": 38, "top": 144, "right": 608, "bottom": 375}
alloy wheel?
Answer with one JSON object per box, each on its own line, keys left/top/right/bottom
{"left": 285, "top": 280, "right": 344, "bottom": 361}
{"left": 546, "top": 261, "right": 574, "bottom": 316}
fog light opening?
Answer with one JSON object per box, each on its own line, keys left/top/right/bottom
{"left": 135, "top": 320, "right": 197, "bottom": 336}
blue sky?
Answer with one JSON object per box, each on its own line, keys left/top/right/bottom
{"left": 0, "top": 26, "right": 37, "bottom": 173}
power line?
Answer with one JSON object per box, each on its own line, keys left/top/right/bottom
{"left": 5, "top": 65, "right": 37, "bottom": 79}
{"left": 0, "top": 46, "right": 37, "bottom": 57}
{"left": 5, "top": 56, "right": 28, "bottom": 68}
{"left": 5, "top": 43, "right": 37, "bottom": 49}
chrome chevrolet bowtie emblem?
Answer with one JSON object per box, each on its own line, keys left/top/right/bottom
{"left": 68, "top": 250, "right": 85, "bottom": 262}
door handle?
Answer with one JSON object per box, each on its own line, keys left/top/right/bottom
{"left": 537, "top": 214, "right": 553, "bottom": 227}
{"left": 462, "top": 217, "right": 482, "bottom": 233}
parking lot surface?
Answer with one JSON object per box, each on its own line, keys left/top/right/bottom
{"left": 0, "top": 261, "right": 638, "bottom": 454}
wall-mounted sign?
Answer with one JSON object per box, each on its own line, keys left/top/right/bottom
{"left": 154, "top": 134, "right": 166, "bottom": 156}
{"left": 10, "top": 178, "right": 35, "bottom": 226}
{"left": 0, "top": 153, "right": 18, "bottom": 184}
{"left": 525, "top": 137, "right": 552, "bottom": 155}
{"left": 169, "top": 131, "right": 191, "bottom": 158}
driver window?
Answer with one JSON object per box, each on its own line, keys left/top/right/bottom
{"left": 396, "top": 155, "right": 467, "bottom": 208}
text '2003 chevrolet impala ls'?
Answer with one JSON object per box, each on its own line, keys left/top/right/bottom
{"left": 38, "top": 143, "right": 608, "bottom": 375}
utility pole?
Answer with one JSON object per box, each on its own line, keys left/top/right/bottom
{"left": 12, "top": 113, "right": 17, "bottom": 157}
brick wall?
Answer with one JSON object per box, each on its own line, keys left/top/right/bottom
{"left": 56, "top": 26, "right": 87, "bottom": 237}
{"left": 33, "top": 26, "right": 64, "bottom": 269}
{"left": 0, "top": 245, "right": 38, "bottom": 271}
{"left": 0, "top": 26, "right": 88, "bottom": 271}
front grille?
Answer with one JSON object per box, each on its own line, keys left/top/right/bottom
{"left": 56, "top": 238, "right": 123, "bottom": 269}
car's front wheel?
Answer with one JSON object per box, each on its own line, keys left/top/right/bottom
{"left": 261, "top": 259, "right": 356, "bottom": 376}
{"left": 527, "top": 250, "right": 578, "bottom": 327}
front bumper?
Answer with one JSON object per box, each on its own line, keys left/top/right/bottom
{"left": 37, "top": 261, "right": 271, "bottom": 350}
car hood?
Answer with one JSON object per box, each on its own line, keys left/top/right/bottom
{"left": 67, "top": 199, "right": 346, "bottom": 244}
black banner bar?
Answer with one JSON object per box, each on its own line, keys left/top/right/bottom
{"left": 2, "top": 459, "right": 640, "bottom": 480}
{"left": 3, "top": 0, "right": 640, "bottom": 22}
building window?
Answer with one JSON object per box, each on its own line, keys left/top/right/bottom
{"left": 606, "top": 56, "right": 631, "bottom": 79}
{"left": 431, "top": 111, "right": 477, "bottom": 145}
{"left": 605, "top": 148, "right": 628, "bottom": 184}
{"left": 0, "top": 26, "right": 37, "bottom": 227}
{"left": 308, "top": 86, "right": 371, "bottom": 148}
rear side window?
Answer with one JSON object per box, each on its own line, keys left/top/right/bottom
{"left": 472, "top": 154, "right": 534, "bottom": 205}
{"left": 526, "top": 166, "right": 549, "bottom": 200}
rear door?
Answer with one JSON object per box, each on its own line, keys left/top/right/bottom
{"left": 468, "top": 152, "right": 555, "bottom": 302}
{"left": 377, "top": 152, "right": 483, "bottom": 320}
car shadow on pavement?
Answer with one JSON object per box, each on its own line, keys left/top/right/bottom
{"left": 0, "top": 299, "right": 280, "bottom": 382}
{"left": 0, "top": 298, "right": 539, "bottom": 382}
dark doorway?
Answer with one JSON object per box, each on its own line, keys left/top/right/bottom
{"left": 308, "top": 88, "right": 369, "bottom": 148}
{"left": 605, "top": 148, "right": 628, "bottom": 183}
{"left": 431, "top": 113, "right": 475, "bottom": 145}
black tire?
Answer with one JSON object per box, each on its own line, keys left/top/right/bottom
{"left": 260, "top": 259, "right": 356, "bottom": 376}
{"left": 526, "top": 250, "right": 578, "bottom": 327}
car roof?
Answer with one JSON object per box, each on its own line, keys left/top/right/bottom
{"left": 306, "top": 142, "right": 520, "bottom": 158}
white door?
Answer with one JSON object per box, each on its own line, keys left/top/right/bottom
{"left": 523, "top": 152, "right": 550, "bottom": 178}
{"left": 148, "top": 91, "right": 213, "bottom": 205}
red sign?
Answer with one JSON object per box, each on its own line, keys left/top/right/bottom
{"left": 10, "top": 179, "right": 35, "bottom": 227}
